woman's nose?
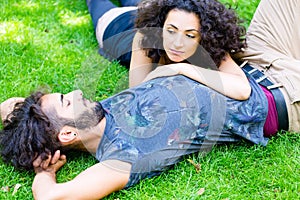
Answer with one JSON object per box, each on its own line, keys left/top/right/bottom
{"left": 173, "top": 33, "right": 184, "bottom": 48}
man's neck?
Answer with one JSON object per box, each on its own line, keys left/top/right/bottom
{"left": 78, "top": 117, "right": 106, "bottom": 154}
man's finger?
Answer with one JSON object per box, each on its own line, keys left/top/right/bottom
{"left": 32, "top": 155, "right": 43, "bottom": 168}
{"left": 50, "top": 150, "right": 61, "bottom": 165}
{"left": 41, "top": 154, "right": 52, "bottom": 169}
{"left": 60, "top": 154, "right": 67, "bottom": 161}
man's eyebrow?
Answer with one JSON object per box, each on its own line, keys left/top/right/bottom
{"left": 60, "top": 94, "right": 63, "bottom": 106}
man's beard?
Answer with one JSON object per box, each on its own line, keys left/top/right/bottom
{"left": 72, "top": 102, "right": 105, "bottom": 130}
{"left": 94, "top": 102, "right": 105, "bottom": 122}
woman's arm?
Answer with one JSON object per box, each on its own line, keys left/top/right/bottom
{"left": 129, "top": 32, "right": 153, "bottom": 87}
{"left": 32, "top": 151, "right": 131, "bottom": 200}
{"left": 143, "top": 54, "right": 251, "bottom": 100}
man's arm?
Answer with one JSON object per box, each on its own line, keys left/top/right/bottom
{"left": 32, "top": 151, "right": 131, "bottom": 200}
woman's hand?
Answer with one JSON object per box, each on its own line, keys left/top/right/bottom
{"left": 143, "top": 64, "right": 181, "bottom": 82}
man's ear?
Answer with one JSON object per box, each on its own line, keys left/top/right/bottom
{"left": 58, "top": 126, "right": 78, "bottom": 144}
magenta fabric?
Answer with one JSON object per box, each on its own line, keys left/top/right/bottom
{"left": 261, "top": 86, "right": 278, "bottom": 137}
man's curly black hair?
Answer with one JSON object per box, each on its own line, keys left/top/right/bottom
{"left": 135, "top": 0, "right": 246, "bottom": 67}
{"left": 0, "top": 92, "right": 61, "bottom": 171}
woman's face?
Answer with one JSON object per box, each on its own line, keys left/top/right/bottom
{"left": 163, "top": 9, "right": 201, "bottom": 62}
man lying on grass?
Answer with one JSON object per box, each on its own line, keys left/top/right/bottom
{"left": 0, "top": 73, "right": 268, "bottom": 199}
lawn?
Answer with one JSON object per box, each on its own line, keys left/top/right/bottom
{"left": 0, "top": 0, "right": 299, "bottom": 199}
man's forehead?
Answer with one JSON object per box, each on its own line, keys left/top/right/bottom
{"left": 41, "top": 93, "right": 59, "bottom": 102}
{"left": 40, "top": 93, "right": 60, "bottom": 112}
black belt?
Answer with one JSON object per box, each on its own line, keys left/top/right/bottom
{"left": 242, "top": 63, "right": 289, "bottom": 131}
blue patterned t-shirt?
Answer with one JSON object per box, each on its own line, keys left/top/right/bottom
{"left": 96, "top": 74, "right": 268, "bottom": 188}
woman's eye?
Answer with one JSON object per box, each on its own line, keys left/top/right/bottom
{"left": 186, "top": 34, "right": 196, "bottom": 39}
{"left": 167, "top": 29, "right": 175, "bottom": 34}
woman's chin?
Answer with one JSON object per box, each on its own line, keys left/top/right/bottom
{"left": 169, "top": 56, "right": 185, "bottom": 63}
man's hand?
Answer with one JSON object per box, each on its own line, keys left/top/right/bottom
{"left": 32, "top": 150, "right": 66, "bottom": 199}
{"left": 0, "top": 97, "right": 25, "bottom": 122}
{"left": 33, "top": 150, "right": 67, "bottom": 174}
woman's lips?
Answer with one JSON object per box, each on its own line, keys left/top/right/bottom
{"left": 169, "top": 48, "right": 184, "bottom": 56}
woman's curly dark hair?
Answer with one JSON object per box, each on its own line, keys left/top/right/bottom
{"left": 135, "top": 0, "right": 247, "bottom": 66}
{"left": 0, "top": 92, "right": 61, "bottom": 171}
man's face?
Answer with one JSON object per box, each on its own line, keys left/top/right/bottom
{"left": 41, "top": 90, "right": 103, "bottom": 129}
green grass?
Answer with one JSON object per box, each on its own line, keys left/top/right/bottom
{"left": 0, "top": 0, "right": 299, "bottom": 199}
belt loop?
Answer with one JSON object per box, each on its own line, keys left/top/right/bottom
{"left": 239, "top": 60, "right": 248, "bottom": 68}
{"left": 256, "top": 75, "right": 267, "bottom": 83}
{"left": 267, "top": 83, "right": 283, "bottom": 90}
